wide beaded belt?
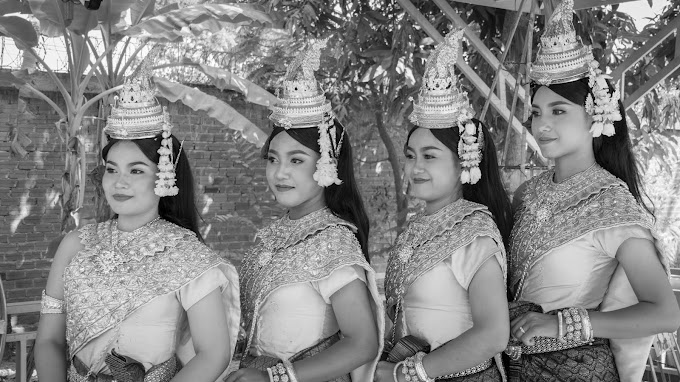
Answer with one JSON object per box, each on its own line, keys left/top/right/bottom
{"left": 438, "top": 358, "right": 493, "bottom": 379}
{"left": 506, "top": 336, "right": 598, "bottom": 360}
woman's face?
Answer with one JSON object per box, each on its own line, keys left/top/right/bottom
{"left": 531, "top": 86, "right": 594, "bottom": 160}
{"left": 404, "top": 128, "right": 462, "bottom": 213}
{"left": 102, "top": 140, "right": 160, "bottom": 218}
{"left": 265, "top": 131, "right": 325, "bottom": 214}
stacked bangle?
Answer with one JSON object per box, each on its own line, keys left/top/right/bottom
{"left": 282, "top": 360, "right": 298, "bottom": 382}
{"left": 399, "top": 353, "right": 434, "bottom": 382}
{"left": 402, "top": 355, "right": 418, "bottom": 381}
{"left": 414, "top": 352, "right": 434, "bottom": 382}
{"left": 578, "top": 307, "right": 594, "bottom": 342}
{"left": 267, "top": 362, "right": 293, "bottom": 382}
{"left": 560, "top": 307, "right": 594, "bottom": 342}
{"left": 557, "top": 310, "right": 565, "bottom": 343}
{"left": 394, "top": 361, "right": 405, "bottom": 382}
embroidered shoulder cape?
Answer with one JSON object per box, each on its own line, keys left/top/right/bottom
{"left": 385, "top": 199, "right": 507, "bottom": 315}
{"left": 509, "top": 165, "right": 670, "bottom": 381}
{"left": 63, "top": 219, "right": 240, "bottom": 365}
{"left": 240, "top": 208, "right": 385, "bottom": 382}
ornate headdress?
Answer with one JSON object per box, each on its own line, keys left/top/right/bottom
{"left": 530, "top": 0, "right": 621, "bottom": 137}
{"left": 409, "top": 29, "right": 482, "bottom": 184}
{"left": 269, "top": 38, "right": 343, "bottom": 187}
{"left": 103, "top": 55, "right": 179, "bottom": 197}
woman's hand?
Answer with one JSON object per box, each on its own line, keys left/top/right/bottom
{"left": 510, "top": 311, "right": 558, "bottom": 346}
{"left": 374, "top": 361, "right": 402, "bottom": 382}
{"left": 224, "top": 368, "right": 269, "bottom": 382}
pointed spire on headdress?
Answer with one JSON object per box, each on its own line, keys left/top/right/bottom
{"left": 530, "top": 0, "right": 594, "bottom": 85}
{"left": 409, "top": 28, "right": 475, "bottom": 129}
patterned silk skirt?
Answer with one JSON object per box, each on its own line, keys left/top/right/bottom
{"left": 507, "top": 301, "right": 620, "bottom": 382}
{"left": 511, "top": 340, "right": 619, "bottom": 382}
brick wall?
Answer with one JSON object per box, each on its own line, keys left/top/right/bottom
{"left": 0, "top": 83, "right": 399, "bottom": 303}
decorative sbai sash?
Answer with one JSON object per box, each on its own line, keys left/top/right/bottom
{"left": 63, "top": 219, "right": 231, "bottom": 359}
{"left": 384, "top": 199, "right": 506, "bottom": 342}
{"left": 508, "top": 165, "right": 667, "bottom": 300}
{"left": 239, "top": 208, "right": 375, "bottom": 355}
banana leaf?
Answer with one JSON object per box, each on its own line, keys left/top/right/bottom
{"left": 122, "top": 3, "right": 273, "bottom": 42}
{"left": 154, "top": 77, "right": 267, "bottom": 148}
{"left": 0, "top": 15, "right": 38, "bottom": 47}
{"left": 173, "top": 58, "right": 277, "bottom": 107}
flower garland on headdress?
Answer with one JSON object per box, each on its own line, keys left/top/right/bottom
{"left": 458, "top": 121, "right": 484, "bottom": 184}
{"left": 585, "top": 61, "right": 622, "bottom": 137}
{"left": 154, "top": 115, "right": 180, "bottom": 197}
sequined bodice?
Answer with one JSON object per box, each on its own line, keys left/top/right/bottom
{"left": 240, "top": 209, "right": 368, "bottom": 331}
{"left": 63, "top": 219, "right": 227, "bottom": 358}
{"left": 384, "top": 200, "right": 505, "bottom": 312}
{"left": 509, "top": 165, "right": 657, "bottom": 299}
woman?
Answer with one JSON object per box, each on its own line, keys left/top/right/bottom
{"left": 227, "top": 40, "right": 383, "bottom": 382}
{"left": 507, "top": 0, "right": 680, "bottom": 380}
{"left": 35, "top": 67, "right": 241, "bottom": 382}
{"left": 374, "top": 29, "right": 511, "bottom": 382}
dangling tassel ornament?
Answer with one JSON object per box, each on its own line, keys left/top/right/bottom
{"left": 154, "top": 107, "right": 179, "bottom": 197}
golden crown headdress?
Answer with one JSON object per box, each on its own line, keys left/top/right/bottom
{"left": 269, "top": 38, "right": 334, "bottom": 130}
{"left": 409, "top": 28, "right": 475, "bottom": 129}
{"left": 530, "top": 0, "right": 621, "bottom": 137}
{"left": 530, "top": 0, "right": 593, "bottom": 85}
{"left": 269, "top": 39, "right": 344, "bottom": 187}
{"left": 104, "top": 51, "right": 180, "bottom": 197}
{"left": 409, "top": 29, "right": 483, "bottom": 184}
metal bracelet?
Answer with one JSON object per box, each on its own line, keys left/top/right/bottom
{"left": 41, "top": 290, "right": 66, "bottom": 315}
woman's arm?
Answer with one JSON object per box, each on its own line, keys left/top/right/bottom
{"left": 513, "top": 237, "right": 680, "bottom": 344}
{"left": 421, "top": 257, "right": 508, "bottom": 377}
{"left": 588, "top": 238, "right": 680, "bottom": 338}
{"left": 35, "top": 232, "right": 82, "bottom": 382}
{"left": 291, "top": 278, "right": 379, "bottom": 382}
{"left": 228, "top": 277, "right": 379, "bottom": 382}
{"left": 377, "top": 257, "right": 508, "bottom": 382}
{"left": 171, "top": 288, "right": 231, "bottom": 382}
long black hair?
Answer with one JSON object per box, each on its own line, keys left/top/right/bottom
{"left": 102, "top": 135, "right": 203, "bottom": 240}
{"left": 532, "top": 78, "right": 649, "bottom": 211}
{"left": 406, "top": 120, "right": 514, "bottom": 247}
{"left": 262, "top": 121, "right": 371, "bottom": 261}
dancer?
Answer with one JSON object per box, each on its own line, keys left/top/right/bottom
{"left": 506, "top": 1, "right": 680, "bottom": 380}
{"left": 35, "top": 60, "right": 240, "bottom": 382}
{"left": 228, "top": 40, "right": 383, "bottom": 382}
{"left": 375, "top": 29, "right": 511, "bottom": 382}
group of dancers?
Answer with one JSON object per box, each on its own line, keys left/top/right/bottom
{"left": 32, "top": 0, "right": 680, "bottom": 381}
